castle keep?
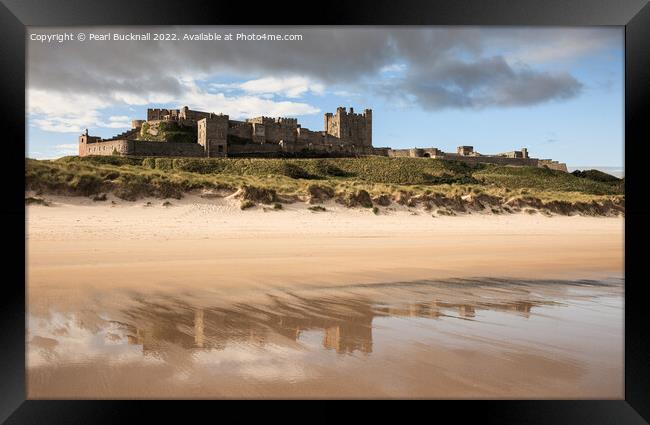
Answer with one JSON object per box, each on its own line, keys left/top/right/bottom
{"left": 78, "top": 105, "right": 567, "bottom": 172}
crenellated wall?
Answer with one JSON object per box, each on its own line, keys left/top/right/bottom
{"left": 82, "top": 139, "right": 130, "bottom": 156}
{"left": 78, "top": 105, "right": 567, "bottom": 171}
{"left": 325, "top": 107, "right": 372, "bottom": 148}
{"left": 78, "top": 134, "right": 102, "bottom": 156}
{"left": 386, "top": 147, "right": 567, "bottom": 171}
{"left": 147, "top": 108, "right": 180, "bottom": 121}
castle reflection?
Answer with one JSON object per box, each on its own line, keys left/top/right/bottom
{"left": 118, "top": 288, "right": 542, "bottom": 357}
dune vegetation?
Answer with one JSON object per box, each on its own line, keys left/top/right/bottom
{"left": 25, "top": 155, "right": 624, "bottom": 216}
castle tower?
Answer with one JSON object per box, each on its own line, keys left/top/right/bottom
{"left": 78, "top": 129, "right": 101, "bottom": 157}
{"left": 197, "top": 115, "right": 229, "bottom": 157}
{"left": 324, "top": 107, "right": 372, "bottom": 149}
{"left": 79, "top": 133, "right": 88, "bottom": 157}
{"left": 363, "top": 109, "right": 372, "bottom": 148}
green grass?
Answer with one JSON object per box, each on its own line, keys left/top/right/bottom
{"left": 473, "top": 166, "right": 620, "bottom": 195}
{"left": 571, "top": 169, "right": 620, "bottom": 183}
{"left": 25, "top": 156, "right": 624, "bottom": 215}
{"left": 141, "top": 156, "right": 480, "bottom": 185}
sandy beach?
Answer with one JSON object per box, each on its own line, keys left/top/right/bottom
{"left": 25, "top": 194, "right": 625, "bottom": 399}
{"left": 26, "top": 193, "right": 624, "bottom": 292}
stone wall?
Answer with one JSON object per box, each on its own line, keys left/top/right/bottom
{"left": 297, "top": 127, "right": 326, "bottom": 146}
{"left": 82, "top": 139, "right": 130, "bottom": 156}
{"left": 325, "top": 107, "right": 372, "bottom": 148}
{"left": 388, "top": 148, "right": 443, "bottom": 158}
{"left": 130, "top": 141, "right": 205, "bottom": 157}
{"left": 198, "top": 116, "right": 228, "bottom": 157}
{"left": 180, "top": 106, "right": 214, "bottom": 122}
{"left": 263, "top": 121, "right": 298, "bottom": 143}
{"left": 385, "top": 148, "right": 570, "bottom": 169}
{"left": 80, "top": 139, "right": 205, "bottom": 157}
{"left": 387, "top": 149, "right": 412, "bottom": 158}
{"left": 78, "top": 134, "right": 102, "bottom": 156}
{"left": 441, "top": 154, "right": 540, "bottom": 167}
{"left": 87, "top": 105, "right": 373, "bottom": 159}
{"left": 229, "top": 122, "right": 254, "bottom": 140}
{"left": 538, "top": 159, "right": 568, "bottom": 172}
{"left": 147, "top": 108, "right": 180, "bottom": 121}
{"left": 80, "top": 105, "right": 571, "bottom": 170}
{"left": 228, "top": 142, "right": 284, "bottom": 155}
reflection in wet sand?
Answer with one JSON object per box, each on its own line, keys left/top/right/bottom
{"left": 27, "top": 278, "right": 623, "bottom": 399}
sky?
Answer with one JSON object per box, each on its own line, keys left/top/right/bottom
{"left": 26, "top": 26, "right": 624, "bottom": 170}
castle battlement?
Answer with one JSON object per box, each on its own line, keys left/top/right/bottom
{"left": 81, "top": 105, "right": 373, "bottom": 158}
{"left": 78, "top": 106, "right": 566, "bottom": 171}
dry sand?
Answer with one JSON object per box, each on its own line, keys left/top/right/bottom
{"left": 26, "top": 193, "right": 624, "bottom": 292}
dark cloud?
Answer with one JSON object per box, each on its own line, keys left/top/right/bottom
{"left": 396, "top": 56, "right": 583, "bottom": 109}
{"left": 27, "top": 26, "right": 617, "bottom": 109}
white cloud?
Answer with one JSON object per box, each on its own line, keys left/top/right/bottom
{"left": 380, "top": 63, "right": 407, "bottom": 73}
{"left": 239, "top": 76, "right": 324, "bottom": 98}
{"left": 97, "top": 115, "right": 132, "bottom": 129}
{"left": 513, "top": 40, "right": 603, "bottom": 64}
{"left": 500, "top": 29, "right": 621, "bottom": 65}
{"left": 27, "top": 78, "right": 321, "bottom": 136}
{"left": 181, "top": 91, "right": 320, "bottom": 119}
{"left": 27, "top": 312, "right": 154, "bottom": 368}
{"left": 177, "top": 79, "right": 320, "bottom": 119}
{"left": 53, "top": 144, "right": 79, "bottom": 155}
{"left": 210, "top": 76, "right": 325, "bottom": 99}
{"left": 28, "top": 90, "right": 108, "bottom": 133}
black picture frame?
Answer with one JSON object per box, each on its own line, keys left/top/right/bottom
{"left": 2, "top": 0, "right": 648, "bottom": 422}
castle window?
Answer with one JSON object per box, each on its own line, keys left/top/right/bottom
{"left": 218, "top": 145, "right": 224, "bottom": 153}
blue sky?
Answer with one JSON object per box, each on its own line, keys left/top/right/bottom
{"left": 26, "top": 26, "right": 624, "bottom": 170}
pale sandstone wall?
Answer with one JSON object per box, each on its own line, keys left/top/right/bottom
{"left": 325, "top": 107, "right": 372, "bottom": 148}
{"left": 81, "top": 139, "right": 205, "bottom": 157}
{"left": 441, "top": 154, "right": 540, "bottom": 167}
{"left": 386, "top": 148, "right": 570, "bottom": 169}
{"left": 198, "top": 116, "right": 228, "bottom": 157}
{"left": 82, "top": 140, "right": 131, "bottom": 156}
{"left": 538, "top": 159, "right": 569, "bottom": 172}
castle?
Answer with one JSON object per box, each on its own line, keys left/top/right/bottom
{"left": 78, "top": 105, "right": 567, "bottom": 172}
{"left": 80, "top": 105, "right": 374, "bottom": 158}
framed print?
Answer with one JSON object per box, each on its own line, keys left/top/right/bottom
{"left": 1, "top": 0, "right": 649, "bottom": 422}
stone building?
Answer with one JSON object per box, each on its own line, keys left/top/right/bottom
{"left": 79, "top": 106, "right": 374, "bottom": 158}
{"left": 387, "top": 145, "right": 568, "bottom": 172}
{"left": 78, "top": 104, "right": 567, "bottom": 172}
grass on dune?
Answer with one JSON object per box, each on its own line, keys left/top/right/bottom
{"left": 26, "top": 156, "right": 624, "bottom": 208}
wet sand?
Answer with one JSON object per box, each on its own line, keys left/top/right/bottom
{"left": 26, "top": 195, "right": 624, "bottom": 398}
{"left": 27, "top": 278, "right": 623, "bottom": 399}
